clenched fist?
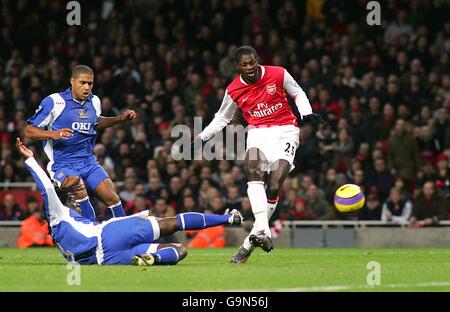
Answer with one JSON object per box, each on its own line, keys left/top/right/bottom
{"left": 120, "top": 110, "right": 136, "bottom": 121}
{"left": 302, "top": 113, "right": 325, "bottom": 126}
{"left": 52, "top": 128, "right": 73, "bottom": 140}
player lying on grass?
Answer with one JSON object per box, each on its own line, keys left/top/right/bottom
{"left": 16, "top": 138, "right": 242, "bottom": 266}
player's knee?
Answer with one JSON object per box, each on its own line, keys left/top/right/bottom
{"left": 177, "top": 245, "right": 188, "bottom": 260}
{"left": 170, "top": 219, "right": 180, "bottom": 233}
{"left": 104, "top": 192, "right": 121, "bottom": 206}
{"left": 62, "top": 176, "right": 87, "bottom": 198}
{"left": 158, "top": 217, "right": 179, "bottom": 237}
{"left": 246, "top": 160, "right": 258, "bottom": 171}
{"left": 246, "top": 164, "right": 264, "bottom": 180}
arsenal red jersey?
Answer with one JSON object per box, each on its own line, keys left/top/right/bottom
{"left": 226, "top": 65, "right": 297, "bottom": 127}
{"left": 199, "top": 65, "right": 312, "bottom": 141}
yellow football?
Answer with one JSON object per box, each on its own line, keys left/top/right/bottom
{"left": 334, "top": 184, "right": 365, "bottom": 213}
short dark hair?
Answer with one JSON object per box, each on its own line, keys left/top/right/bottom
{"left": 71, "top": 65, "right": 94, "bottom": 78}
{"left": 233, "top": 46, "right": 258, "bottom": 64}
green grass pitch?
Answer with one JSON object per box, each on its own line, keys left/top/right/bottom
{"left": 1, "top": 247, "right": 450, "bottom": 292}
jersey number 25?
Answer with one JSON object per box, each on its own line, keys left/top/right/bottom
{"left": 285, "top": 142, "right": 295, "bottom": 156}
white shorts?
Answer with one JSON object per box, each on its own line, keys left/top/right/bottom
{"left": 246, "top": 125, "right": 300, "bottom": 172}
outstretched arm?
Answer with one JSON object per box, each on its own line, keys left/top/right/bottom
{"left": 283, "top": 69, "right": 312, "bottom": 118}
{"left": 16, "top": 138, "right": 67, "bottom": 224}
{"left": 197, "top": 91, "right": 237, "bottom": 141}
{"left": 94, "top": 110, "right": 136, "bottom": 131}
{"left": 283, "top": 69, "right": 324, "bottom": 125}
{"left": 25, "top": 124, "right": 73, "bottom": 141}
{"left": 26, "top": 96, "right": 73, "bottom": 140}
{"left": 16, "top": 138, "right": 53, "bottom": 191}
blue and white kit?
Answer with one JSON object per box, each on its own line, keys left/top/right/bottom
{"left": 24, "top": 157, "right": 161, "bottom": 265}
{"left": 27, "top": 88, "right": 108, "bottom": 190}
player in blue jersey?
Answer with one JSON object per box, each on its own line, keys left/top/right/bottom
{"left": 16, "top": 138, "right": 243, "bottom": 265}
{"left": 25, "top": 65, "right": 135, "bottom": 221}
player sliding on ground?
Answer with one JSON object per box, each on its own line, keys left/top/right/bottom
{"left": 16, "top": 138, "right": 242, "bottom": 266}
{"left": 196, "top": 46, "right": 323, "bottom": 263}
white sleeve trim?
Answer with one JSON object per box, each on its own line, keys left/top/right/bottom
{"left": 36, "top": 95, "right": 56, "bottom": 128}
{"left": 199, "top": 90, "right": 237, "bottom": 141}
{"left": 25, "top": 157, "right": 54, "bottom": 189}
{"left": 283, "top": 69, "right": 312, "bottom": 118}
{"left": 92, "top": 95, "right": 102, "bottom": 117}
{"left": 48, "top": 93, "right": 66, "bottom": 127}
{"left": 25, "top": 157, "right": 69, "bottom": 225}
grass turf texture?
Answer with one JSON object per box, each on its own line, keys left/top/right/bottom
{"left": 1, "top": 247, "right": 450, "bottom": 292}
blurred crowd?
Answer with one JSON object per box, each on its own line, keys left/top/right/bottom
{"left": 1, "top": 0, "right": 450, "bottom": 228}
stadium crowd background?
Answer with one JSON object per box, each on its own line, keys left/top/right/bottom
{"left": 0, "top": 0, "right": 449, "bottom": 228}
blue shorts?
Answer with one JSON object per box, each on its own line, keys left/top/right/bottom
{"left": 98, "top": 216, "right": 161, "bottom": 265}
{"left": 51, "top": 157, "right": 109, "bottom": 191}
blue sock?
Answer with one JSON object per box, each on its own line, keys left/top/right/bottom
{"left": 76, "top": 197, "right": 96, "bottom": 222}
{"left": 176, "top": 212, "right": 230, "bottom": 230}
{"left": 153, "top": 247, "right": 180, "bottom": 265}
{"left": 109, "top": 202, "right": 125, "bottom": 218}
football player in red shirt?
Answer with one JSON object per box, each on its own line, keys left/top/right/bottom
{"left": 197, "top": 46, "right": 323, "bottom": 263}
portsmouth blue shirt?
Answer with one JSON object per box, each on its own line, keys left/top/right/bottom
{"left": 25, "top": 157, "right": 100, "bottom": 264}
{"left": 27, "top": 88, "right": 102, "bottom": 164}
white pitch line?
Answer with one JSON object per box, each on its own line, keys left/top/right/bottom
{"left": 195, "top": 250, "right": 450, "bottom": 257}
{"left": 204, "top": 281, "right": 450, "bottom": 292}
{"left": 290, "top": 251, "right": 450, "bottom": 256}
